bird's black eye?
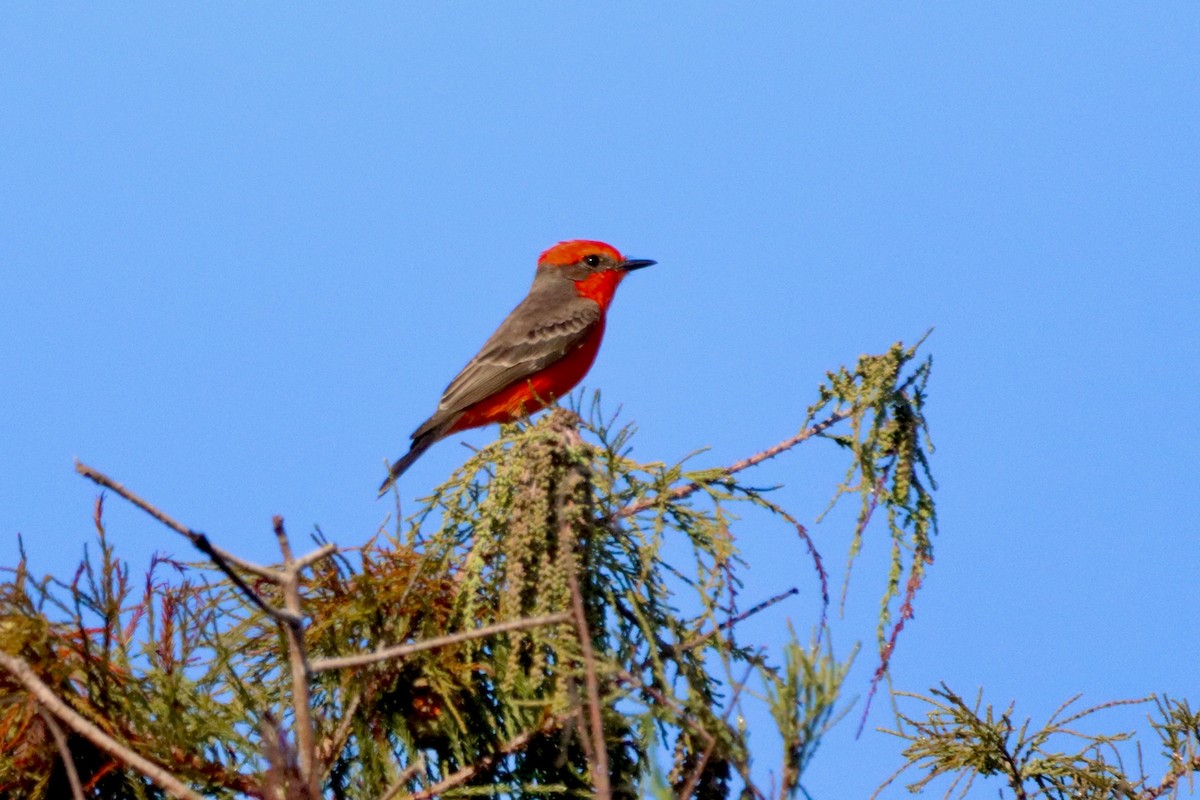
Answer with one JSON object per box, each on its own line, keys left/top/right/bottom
{"left": 583, "top": 254, "right": 602, "bottom": 268}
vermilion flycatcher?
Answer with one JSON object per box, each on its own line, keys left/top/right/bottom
{"left": 379, "top": 240, "right": 654, "bottom": 493}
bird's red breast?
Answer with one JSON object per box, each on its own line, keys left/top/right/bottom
{"left": 447, "top": 317, "right": 607, "bottom": 432}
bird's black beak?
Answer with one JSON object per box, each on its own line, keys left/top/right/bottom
{"left": 619, "top": 258, "right": 656, "bottom": 272}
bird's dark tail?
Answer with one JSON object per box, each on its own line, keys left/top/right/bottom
{"left": 378, "top": 431, "right": 438, "bottom": 496}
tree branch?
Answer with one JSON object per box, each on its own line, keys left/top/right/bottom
{"left": 378, "top": 756, "right": 426, "bottom": 800}
{"left": 272, "top": 516, "right": 320, "bottom": 799}
{"left": 309, "top": 613, "right": 572, "bottom": 673}
{"left": 404, "top": 712, "right": 575, "bottom": 800}
{"left": 611, "top": 407, "right": 851, "bottom": 519}
{"left": 38, "top": 708, "right": 84, "bottom": 800}
{"left": 565, "top": 549, "right": 610, "bottom": 800}
{"left": 1144, "top": 753, "right": 1200, "bottom": 799}
{"left": 75, "top": 461, "right": 297, "bottom": 623}
{"left": 74, "top": 462, "right": 339, "bottom": 798}
{"left": 318, "top": 692, "right": 362, "bottom": 779}
{"left": 0, "top": 652, "right": 206, "bottom": 800}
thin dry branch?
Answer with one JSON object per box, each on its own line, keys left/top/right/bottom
{"left": 0, "top": 652, "right": 206, "bottom": 800}
{"left": 272, "top": 516, "right": 320, "bottom": 800}
{"left": 38, "top": 708, "right": 84, "bottom": 800}
{"left": 614, "top": 668, "right": 715, "bottom": 749}
{"left": 677, "top": 728, "right": 720, "bottom": 800}
{"left": 404, "top": 712, "right": 575, "bottom": 800}
{"left": 379, "top": 756, "right": 426, "bottom": 800}
{"left": 74, "top": 461, "right": 297, "bottom": 624}
{"left": 1145, "top": 753, "right": 1200, "bottom": 799}
{"left": 678, "top": 662, "right": 756, "bottom": 800}
{"left": 381, "top": 758, "right": 429, "bottom": 800}
{"left": 857, "top": 564, "right": 927, "bottom": 737}
{"left": 75, "top": 462, "right": 275, "bottom": 580}
{"left": 318, "top": 692, "right": 362, "bottom": 779}
{"left": 611, "top": 407, "right": 852, "bottom": 520}
{"left": 74, "top": 462, "right": 339, "bottom": 799}
{"left": 294, "top": 543, "right": 339, "bottom": 572}
{"left": 615, "top": 667, "right": 766, "bottom": 800}
{"left": 565, "top": 552, "right": 610, "bottom": 800}
{"left": 679, "top": 587, "right": 799, "bottom": 653}
{"left": 309, "top": 613, "right": 573, "bottom": 672}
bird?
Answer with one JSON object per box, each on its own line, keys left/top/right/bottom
{"left": 379, "top": 239, "right": 654, "bottom": 494}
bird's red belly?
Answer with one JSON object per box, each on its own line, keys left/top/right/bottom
{"left": 449, "top": 321, "right": 606, "bottom": 432}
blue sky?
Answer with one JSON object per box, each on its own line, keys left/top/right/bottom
{"left": 3, "top": 5, "right": 1198, "bottom": 797}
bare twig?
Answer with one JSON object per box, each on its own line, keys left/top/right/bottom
{"left": 310, "top": 613, "right": 572, "bottom": 672}
{"left": 272, "top": 516, "right": 320, "bottom": 799}
{"left": 675, "top": 587, "right": 799, "bottom": 655}
{"left": 677, "top": 726, "right": 721, "bottom": 800}
{"left": 615, "top": 667, "right": 767, "bottom": 800}
{"left": 738, "top": 489, "right": 830, "bottom": 630}
{"left": 75, "top": 462, "right": 275, "bottom": 580}
{"left": 294, "top": 542, "right": 339, "bottom": 571}
{"left": 404, "top": 713, "right": 574, "bottom": 800}
{"left": 678, "top": 662, "right": 756, "bottom": 799}
{"left": 378, "top": 756, "right": 426, "bottom": 800}
{"left": 38, "top": 707, "right": 84, "bottom": 800}
{"left": 611, "top": 408, "right": 852, "bottom": 519}
{"left": 74, "top": 462, "right": 296, "bottom": 623}
{"left": 1145, "top": 753, "right": 1200, "bottom": 799}
{"left": 857, "top": 562, "right": 927, "bottom": 737}
{"left": 615, "top": 668, "right": 715, "bottom": 750}
{"left": 548, "top": 411, "right": 613, "bottom": 798}
{"left": 0, "top": 652, "right": 206, "bottom": 800}
{"left": 318, "top": 692, "right": 362, "bottom": 778}
{"left": 74, "top": 463, "right": 340, "bottom": 798}
{"left": 564, "top": 552, "right": 610, "bottom": 800}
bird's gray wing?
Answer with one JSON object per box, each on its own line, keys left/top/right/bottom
{"left": 412, "top": 297, "right": 601, "bottom": 438}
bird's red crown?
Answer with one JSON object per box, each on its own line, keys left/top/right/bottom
{"left": 538, "top": 239, "right": 623, "bottom": 266}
